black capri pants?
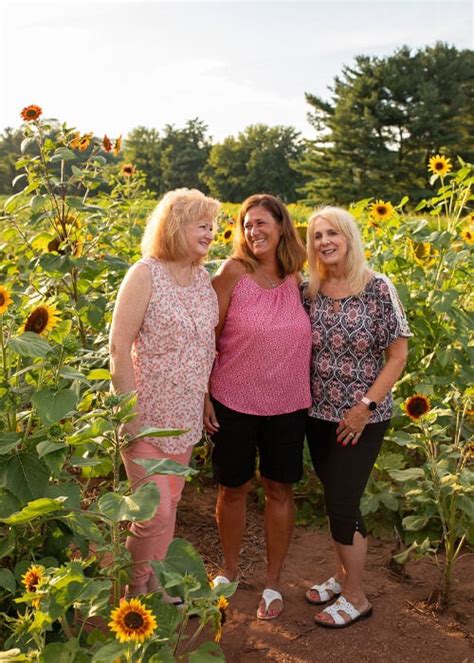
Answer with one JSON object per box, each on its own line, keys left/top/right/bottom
{"left": 306, "top": 416, "right": 390, "bottom": 545}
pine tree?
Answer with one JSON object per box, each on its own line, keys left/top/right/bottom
{"left": 299, "top": 43, "right": 474, "bottom": 206}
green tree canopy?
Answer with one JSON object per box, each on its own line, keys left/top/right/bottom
{"left": 123, "top": 126, "right": 163, "bottom": 194}
{"left": 201, "top": 124, "right": 307, "bottom": 203}
{"left": 299, "top": 43, "right": 474, "bottom": 206}
{"left": 123, "top": 119, "right": 211, "bottom": 195}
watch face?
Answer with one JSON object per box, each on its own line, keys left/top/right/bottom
{"left": 368, "top": 401, "right": 377, "bottom": 411}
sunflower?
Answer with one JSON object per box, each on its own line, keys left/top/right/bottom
{"left": 20, "top": 105, "right": 42, "bottom": 121}
{"left": 121, "top": 163, "right": 136, "bottom": 177}
{"left": 102, "top": 135, "right": 112, "bottom": 152}
{"left": 22, "top": 564, "right": 45, "bottom": 593}
{"left": 108, "top": 598, "right": 157, "bottom": 644}
{"left": 411, "top": 241, "right": 439, "bottom": 267}
{"left": 213, "top": 595, "right": 229, "bottom": 643}
{"left": 460, "top": 227, "right": 474, "bottom": 244}
{"left": 114, "top": 135, "right": 122, "bottom": 156}
{"left": 78, "top": 133, "right": 92, "bottom": 152}
{"left": 0, "top": 286, "right": 13, "bottom": 314}
{"left": 69, "top": 132, "right": 81, "bottom": 149}
{"left": 403, "top": 394, "right": 431, "bottom": 421}
{"left": 222, "top": 224, "right": 234, "bottom": 244}
{"left": 369, "top": 200, "right": 395, "bottom": 224}
{"left": 23, "top": 303, "right": 60, "bottom": 335}
{"left": 364, "top": 249, "right": 372, "bottom": 260}
{"left": 428, "top": 154, "right": 452, "bottom": 178}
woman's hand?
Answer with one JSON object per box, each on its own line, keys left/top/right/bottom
{"left": 203, "top": 394, "right": 219, "bottom": 434}
{"left": 336, "top": 403, "right": 371, "bottom": 446}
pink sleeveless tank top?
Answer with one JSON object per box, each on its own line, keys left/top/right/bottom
{"left": 210, "top": 274, "right": 312, "bottom": 416}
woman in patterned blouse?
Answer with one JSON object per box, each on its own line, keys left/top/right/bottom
{"left": 109, "top": 189, "right": 220, "bottom": 598}
{"left": 303, "top": 206, "right": 411, "bottom": 629}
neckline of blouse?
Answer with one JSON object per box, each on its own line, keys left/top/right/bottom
{"left": 243, "top": 273, "right": 290, "bottom": 292}
{"left": 155, "top": 258, "right": 198, "bottom": 289}
{"left": 319, "top": 275, "right": 376, "bottom": 302}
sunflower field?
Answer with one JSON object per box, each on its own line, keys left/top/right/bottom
{"left": 0, "top": 108, "right": 472, "bottom": 658}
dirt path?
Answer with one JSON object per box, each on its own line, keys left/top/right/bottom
{"left": 176, "top": 480, "right": 474, "bottom": 663}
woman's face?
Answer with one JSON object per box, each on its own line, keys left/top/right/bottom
{"left": 312, "top": 217, "right": 348, "bottom": 268}
{"left": 243, "top": 205, "right": 282, "bottom": 260}
{"left": 184, "top": 217, "right": 214, "bottom": 261}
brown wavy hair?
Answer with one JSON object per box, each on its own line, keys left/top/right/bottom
{"left": 232, "top": 194, "right": 306, "bottom": 276}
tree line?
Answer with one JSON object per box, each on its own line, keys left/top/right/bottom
{"left": 1, "top": 43, "right": 472, "bottom": 206}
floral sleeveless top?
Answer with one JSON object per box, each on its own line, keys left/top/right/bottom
{"left": 303, "top": 274, "right": 412, "bottom": 423}
{"left": 131, "top": 258, "right": 218, "bottom": 453}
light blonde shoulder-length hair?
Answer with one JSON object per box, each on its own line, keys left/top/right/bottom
{"left": 141, "top": 188, "right": 220, "bottom": 263}
{"left": 306, "top": 206, "right": 372, "bottom": 298}
{"left": 232, "top": 194, "right": 306, "bottom": 276}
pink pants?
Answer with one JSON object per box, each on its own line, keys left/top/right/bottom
{"left": 121, "top": 439, "right": 193, "bottom": 595}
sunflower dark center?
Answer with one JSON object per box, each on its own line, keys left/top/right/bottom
{"left": 0, "top": 293, "right": 5, "bottom": 306}
{"left": 124, "top": 611, "right": 145, "bottom": 629}
{"left": 25, "top": 308, "right": 49, "bottom": 333}
{"left": 435, "top": 162, "right": 443, "bottom": 171}
{"left": 224, "top": 230, "right": 232, "bottom": 239}
{"left": 376, "top": 206, "right": 386, "bottom": 215}
{"left": 408, "top": 397, "right": 428, "bottom": 416}
{"left": 26, "top": 109, "right": 37, "bottom": 117}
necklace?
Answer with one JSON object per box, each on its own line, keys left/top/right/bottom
{"left": 166, "top": 262, "right": 194, "bottom": 287}
{"left": 259, "top": 268, "right": 280, "bottom": 289}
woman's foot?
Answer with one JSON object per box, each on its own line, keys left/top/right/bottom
{"left": 305, "top": 576, "right": 342, "bottom": 604}
{"left": 257, "top": 587, "right": 284, "bottom": 620}
{"left": 314, "top": 594, "right": 372, "bottom": 628}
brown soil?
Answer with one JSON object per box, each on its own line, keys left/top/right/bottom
{"left": 176, "top": 479, "right": 474, "bottom": 663}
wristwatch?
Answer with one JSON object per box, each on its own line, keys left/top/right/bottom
{"left": 361, "top": 396, "right": 377, "bottom": 411}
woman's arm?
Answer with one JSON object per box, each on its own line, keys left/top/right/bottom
{"left": 109, "top": 262, "right": 152, "bottom": 436}
{"left": 337, "top": 336, "right": 408, "bottom": 445}
{"left": 203, "top": 259, "right": 245, "bottom": 433}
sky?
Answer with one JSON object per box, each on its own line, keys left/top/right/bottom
{"left": 0, "top": 0, "right": 472, "bottom": 142}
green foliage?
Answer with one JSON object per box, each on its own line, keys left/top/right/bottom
{"left": 201, "top": 124, "right": 307, "bottom": 203}
{"left": 299, "top": 43, "right": 474, "bottom": 206}
{"left": 0, "top": 111, "right": 234, "bottom": 657}
{"left": 124, "top": 120, "right": 211, "bottom": 195}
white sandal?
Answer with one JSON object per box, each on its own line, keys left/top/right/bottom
{"left": 314, "top": 596, "right": 373, "bottom": 629}
{"left": 256, "top": 588, "right": 283, "bottom": 620}
{"left": 305, "top": 576, "right": 342, "bottom": 605}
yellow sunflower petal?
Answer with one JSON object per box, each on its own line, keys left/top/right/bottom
{"left": 22, "top": 304, "right": 60, "bottom": 335}
{"left": 428, "top": 154, "right": 452, "bottom": 177}
{"left": 403, "top": 394, "right": 431, "bottom": 421}
{"left": 0, "top": 286, "right": 13, "bottom": 315}
{"left": 108, "top": 597, "right": 157, "bottom": 644}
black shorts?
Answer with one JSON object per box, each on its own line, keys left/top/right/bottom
{"left": 210, "top": 397, "right": 307, "bottom": 487}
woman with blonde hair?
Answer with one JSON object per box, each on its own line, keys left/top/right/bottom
{"left": 303, "top": 206, "right": 411, "bottom": 628}
{"left": 109, "top": 188, "right": 220, "bottom": 597}
{"left": 204, "top": 193, "right": 312, "bottom": 620}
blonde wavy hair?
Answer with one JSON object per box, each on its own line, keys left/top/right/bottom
{"left": 306, "top": 206, "right": 371, "bottom": 298}
{"left": 232, "top": 194, "right": 306, "bottom": 276}
{"left": 141, "top": 188, "right": 220, "bottom": 263}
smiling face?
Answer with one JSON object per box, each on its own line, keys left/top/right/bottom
{"left": 312, "top": 216, "right": 349, "bottom": 268}
{"left": 184, "top": 217, "right": 214, "bottom": 261}
{"left": 243, "top": 205, "right": 282, "bottom": 260}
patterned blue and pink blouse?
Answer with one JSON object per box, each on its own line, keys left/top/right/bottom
{"left": 304, "top": 274, "right": 412, "bottom": 424}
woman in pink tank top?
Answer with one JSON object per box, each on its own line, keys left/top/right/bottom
{"left": 110, "top": 189, "right": 220, "bottom": 598}
{"left": 204, "top": 194, "right": 312, "bottom": 620}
